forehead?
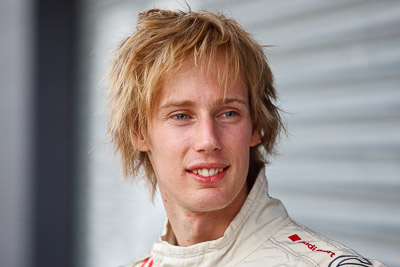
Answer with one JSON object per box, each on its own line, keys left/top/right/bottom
{"left": 155, "top": 61, "right": 248, "bottom": 108}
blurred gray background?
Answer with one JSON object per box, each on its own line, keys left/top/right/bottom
{"left": 1, "top": 0, "right": 399, "bottom": 267}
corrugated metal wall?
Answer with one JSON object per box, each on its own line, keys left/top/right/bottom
{"left": 76, "top": 1, "right": 400, "bottom": 266}
{"left": 212, "top": 1, "right": 400, "bottom": 266}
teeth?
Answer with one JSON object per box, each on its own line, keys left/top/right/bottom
{"left": 209, "top": 169, "right": 215, "bottom": 176}
{"left": 192, "top": 168, "right": 224, "bottom": 177}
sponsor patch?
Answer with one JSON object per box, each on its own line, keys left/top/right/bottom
{"left": 328, "top": 255, "right": 373, "bottom": 267}
{"left": 288, "top": 234, "right": 301, "bottom": 242}
{"left": 288, "top": 234, "right": 335, "bottom": 258}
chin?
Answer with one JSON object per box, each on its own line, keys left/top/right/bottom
{"left": 186, "top": 189, "right": 235, "bottom": 213}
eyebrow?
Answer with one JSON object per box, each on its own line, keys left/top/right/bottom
{"left": 159, "top": 100, "right": 195, "bottom": 110}
{"left": 159, "top": 98, "right": 247, "bottom": 110}
{"left": 221, "top": 98, "right": 247, "bottom": 105}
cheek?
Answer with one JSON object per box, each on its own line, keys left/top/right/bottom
{"left": 234, "top": 123, "right": 256, "bottom": 145}
{"left": 150, "top": 129, "right": 189, "bottom": 165}
{"left": 221, "top": 125, "right": 254, "bottom": 151}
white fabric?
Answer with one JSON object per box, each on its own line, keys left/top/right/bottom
{"left": 132, "top": 169, "right": 387, "bottom": 267}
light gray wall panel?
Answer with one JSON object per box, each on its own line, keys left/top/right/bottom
{"left": 198, "top": 1, "right": 399, "bottom": 265}
{"left": 0, "top": 0, "right": 34, "bottom": 266}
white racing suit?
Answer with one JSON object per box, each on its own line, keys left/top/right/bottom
{"left": 131, "top": 169, "right": 387, "bottom": 267}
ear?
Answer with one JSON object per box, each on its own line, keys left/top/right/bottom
{"left": 131, "top": 133, "right": 150, "bottom": 152}
{"left": 250, "top": 125, "right": 261, "bottom": 147}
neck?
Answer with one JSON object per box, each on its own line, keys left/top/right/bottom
{"left": 165, "top": 184, "right": 248, "bottom": 247}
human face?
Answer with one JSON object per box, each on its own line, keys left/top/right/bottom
{"left": 138, "top": 63, "right": 260, "bottom": 214}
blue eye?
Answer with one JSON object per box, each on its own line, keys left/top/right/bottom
{"left": 223, "top": 111, "right": 238, "bottom": 117}
{"left": 173, "top": 114, "right": 189, "bottom": 120}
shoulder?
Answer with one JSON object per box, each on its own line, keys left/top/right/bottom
{"left": 264, "top": 220, "right": 387, "bottom": 266}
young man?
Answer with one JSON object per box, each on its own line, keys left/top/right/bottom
{"left": 108, "top": 9, "right": 386, "bottom": 267}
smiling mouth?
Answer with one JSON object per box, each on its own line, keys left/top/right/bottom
{"left": 189, "top": 167, "right": 226, "bottom": 177}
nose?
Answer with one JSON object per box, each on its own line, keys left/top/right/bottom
{"left": 194, "top": 116, "right": 222, "bottom": 153}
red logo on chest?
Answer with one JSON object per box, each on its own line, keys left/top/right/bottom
{"left": 288, "top": 234, "right": 336, "bottom": 258}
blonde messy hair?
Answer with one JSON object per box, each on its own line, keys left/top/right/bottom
{"left": 108, "top": 8, "right": 283, "bottom": 197}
